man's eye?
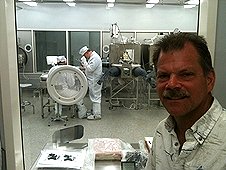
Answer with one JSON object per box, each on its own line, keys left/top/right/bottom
{"left": 178, "top": 72, "right": 195, "bottom": 80}
{"left": 157, "top": 74, "right": 169, "bottom": 80}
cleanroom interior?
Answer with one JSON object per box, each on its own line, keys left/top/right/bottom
{"left": 15, "top": 0, "right": 200, "bottom": 169}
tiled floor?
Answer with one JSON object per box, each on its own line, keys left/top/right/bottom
{"left": 21, "top": 89, "right": 168, "bottom": 170}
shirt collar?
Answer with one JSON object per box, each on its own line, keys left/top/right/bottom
{"left": 164, "top": 98, "right": 223, "bottom": 144}
{"left": 191, "top": 98, "right": 222, "bottom": 144}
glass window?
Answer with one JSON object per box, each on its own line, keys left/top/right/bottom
{"left": 68, "top": 31, "right": 100, "bottom": 66}
{"left": 35, "top": 31, "right": 66, "bottom": 72}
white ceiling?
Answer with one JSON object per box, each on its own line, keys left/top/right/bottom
{"left": 16, "top": 0, "right": 191, "bottom": 5}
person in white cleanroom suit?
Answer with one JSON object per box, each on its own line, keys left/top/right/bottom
{"left": 77, "top": 46, "right": 102, "bottom": 120}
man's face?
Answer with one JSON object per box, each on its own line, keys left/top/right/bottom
{"left": 83, "top": 51, "right": 91, "bottom": 59}
{"left": 156, "top": 42, "right": 215, "bottom": 118}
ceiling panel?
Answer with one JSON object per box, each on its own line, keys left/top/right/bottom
{"left": 16, "top": 0, "right": 190, "bottom": 5}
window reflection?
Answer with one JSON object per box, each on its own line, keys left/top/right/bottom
{"left": 35, "top": 31, "right": 66, "bottom": 72}
{"left": 68, "top": 31, "right": 100, "bottom": 66}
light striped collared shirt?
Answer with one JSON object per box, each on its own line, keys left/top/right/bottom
{"left": 146, "top": 98, "right": 226, "bottom": 170}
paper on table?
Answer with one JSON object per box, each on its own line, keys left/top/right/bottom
{"left": 36, "top": 149, "right": 86, "bottom": 169}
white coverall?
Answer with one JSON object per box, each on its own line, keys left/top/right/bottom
{"left": 78, "top": 51, "right": 102, "bottom": 118}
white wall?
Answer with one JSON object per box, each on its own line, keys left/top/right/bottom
{"left": 16, "top": 3, "right": 198, "bottom": 31}
{"left": 199, "top": 0, "right": 226, "bottom": 108}
{"left": 198, "top": 0, "right": 218, "bottom": 64}
{"left": 213, "top": 0, "right": 226, "bottom": 107}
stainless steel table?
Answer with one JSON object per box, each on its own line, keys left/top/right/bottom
{"left": 30, "top": 142, "right": 140, "bottom": 170}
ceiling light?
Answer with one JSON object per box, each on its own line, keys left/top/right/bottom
{"left": 184, "top": 4, "right": 196, "bottom": 8}
{"left": 18, "top": 0, "right": 38, "bottom": 6}
{"left": 107, "top": 3, "right": 114, "bottom": 8}
{"left": 146, "top": 3, "right": 155, "bottom": 8}
{"left": 66, "top": 2, "right": 76, "bottom": 6}
{"left": 63, "top": 0, "right": 76, "bottom": 7}
{"left": 146, "top": 0, "right": 159, "bottom": 3}
{"left": 23, "top": 1, "right": 37, "bottom": 6}
{"left": 185, "top": 0, "right": 199, "bottom": 5}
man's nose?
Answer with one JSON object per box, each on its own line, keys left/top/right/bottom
{"left": 166, "top": 74, "right": 181, "bottom": 88}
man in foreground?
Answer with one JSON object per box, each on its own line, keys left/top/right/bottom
{"left": 147, "top": 32, "right": 226, "bottom": 169}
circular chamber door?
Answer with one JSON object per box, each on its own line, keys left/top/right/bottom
{"left": 47, "top": 65, "right": 88, "bottom": 105}
{"left": 102, "top": 45, "right": 110, "bottom": 54}
{"left": 18, "top": 46, "right": 28, "bottom": 68}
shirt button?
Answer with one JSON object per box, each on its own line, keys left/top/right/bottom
{"left": 198, "top": 137, "right": 202, "bottom": 141}
{"left": 175, "top": 142, "right": 179, "bottom": 146}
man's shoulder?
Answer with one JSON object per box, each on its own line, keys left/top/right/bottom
{"left": 155, "top": 117, "right": 169, "bottom": 132}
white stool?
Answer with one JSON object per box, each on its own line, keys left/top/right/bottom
{"left": 20, "top": 83, "right": 35, "bottom": 114}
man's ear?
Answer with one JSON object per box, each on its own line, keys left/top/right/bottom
{"left": 207, "top": 70, "right": 215, "bottom": 92}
